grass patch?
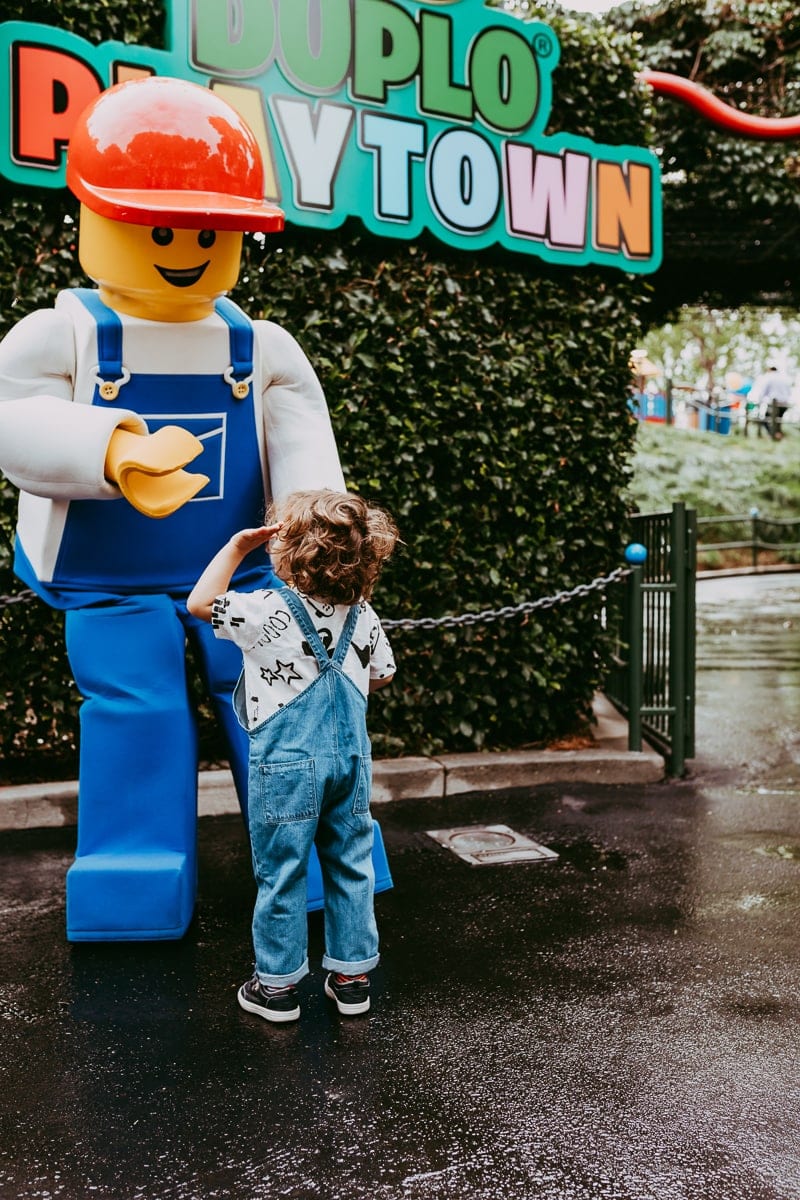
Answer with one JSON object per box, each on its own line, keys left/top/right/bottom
{"left": 628, "top": 421, "right": 800, "bottom": 518}
{"left": 627, "top": 422, "right": 800, "bottom": 570}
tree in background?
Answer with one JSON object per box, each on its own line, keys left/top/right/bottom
{"left": 607, "top": 0, "right": 800, "bottom": 311}
{"left": 643, "top": 305, "right": 800, "bottom": 393}
{"left": 610, "top": 0, "right": 800, "bottom": 201}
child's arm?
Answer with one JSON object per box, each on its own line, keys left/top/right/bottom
{"left": 367, "top": 609, "right": 395, "bottom": 693}
{"left": 186, "top": 524, "right": 281, "bottom": 622}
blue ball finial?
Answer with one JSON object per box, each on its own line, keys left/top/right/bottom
{"left": 625, "top": 542, "right": 647, "bottom": 564}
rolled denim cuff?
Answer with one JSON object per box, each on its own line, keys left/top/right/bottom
{"left": 321, "top": 952, "right": 380, "bottom": 975}
{"left": 256, "top": 957, "right": 310, "bottom": 988}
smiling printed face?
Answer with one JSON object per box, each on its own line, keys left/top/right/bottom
{"left": 77, "top": 205, "right": 244, "bottom": 322}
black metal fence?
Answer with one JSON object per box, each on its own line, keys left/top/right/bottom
{"left": 606, "top": 502, "right": 697, "bottom": 777}
{"left": 696, "top": 512, "right": 800, "bottom": 570}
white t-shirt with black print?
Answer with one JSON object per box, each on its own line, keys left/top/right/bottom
{"left": 211, "top": 586, "right": 396, "bottom": 729}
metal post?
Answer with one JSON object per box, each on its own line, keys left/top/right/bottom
{"left": 623, "top": 546, "right": 646, "bottom": 753}
{"left": 684, "top": 509, "right": 697, "bottom": 761}
{"left": 668, "top": 503, "right": 687, "bottom": 776}
{"left": 665, "top": 376, "right": 673, "bottom": 426}
{"left": 750, "top": 506, "right": 760, "bottom": 570}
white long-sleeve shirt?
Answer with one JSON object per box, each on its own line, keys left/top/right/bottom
{"left": 0, "top": 290, "right": 344, "bottom": 586}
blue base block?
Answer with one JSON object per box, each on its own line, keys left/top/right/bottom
{"left": 66, "top": 851, "right": 195, "bottom": 942}
{"left": 65, "top": 824, "right": 393, "bottom": 939}
{"left": 306, "top": 821, "right": 393, "bottom": 912}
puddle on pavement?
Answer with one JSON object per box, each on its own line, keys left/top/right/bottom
{"left": 753, "top": 843, "right": 800, "bottom": 860}
{"left": 736, "top": 893, "right": 770, "bottom": 911}
{"left": 719, "top": 831, "right": 800, "bottom": 861}
{"left": 716, "top": 994, "right": 793, "bottom": 1020}
{"left": 546, "top": 839, "right": 628, "bottom": 872}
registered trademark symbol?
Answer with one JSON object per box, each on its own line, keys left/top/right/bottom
{"left": 533, "top": 33, "right": 554, "bottom": 57}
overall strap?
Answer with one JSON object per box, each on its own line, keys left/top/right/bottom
{"left": 282, "top": 589, "right": 359, "bottom": 672}
{"left": 71, "top": 287, "right": 129, "bottom": 400}
{"left": 214, "top": 296, "right": 254, "bottom": 398}
{"left": 332, "top": 604, "right": 360, "bottom": 666}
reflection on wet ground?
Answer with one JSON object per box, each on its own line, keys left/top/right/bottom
{"left": 694, "top": 573, "right": 800, "bottom": 792}
{"left": 696, "top": 573, "right": 800, "bottom": 671}
{"left": 1, "top": 573, "right": 799, "bottom": 1199}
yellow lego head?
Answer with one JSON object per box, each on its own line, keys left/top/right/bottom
{"left": 78, "top": 207, "right": 244, "bottom": 321}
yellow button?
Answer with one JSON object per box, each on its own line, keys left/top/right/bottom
{"left": 99, "top": 381, "right": 119, "bottom": 401}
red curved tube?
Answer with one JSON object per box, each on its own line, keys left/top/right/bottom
{"left": 640, "top": 69, "right": 800, "bottom": 140}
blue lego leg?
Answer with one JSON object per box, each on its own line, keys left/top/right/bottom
{"left": 306, "top": 819, "right": 393, "bottom": 911}
{"left": 187, "top": 612, "right": 251, "bottom": 820}
{"left": 64, "top": 596, "right": 198, "bottom": 942}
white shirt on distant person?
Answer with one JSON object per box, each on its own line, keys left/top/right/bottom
{"left": 751, "top": 367, "right": 793, "bottom": 415}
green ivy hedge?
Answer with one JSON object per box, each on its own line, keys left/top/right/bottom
{"left": 0, "top": 2, "right": 652, "bottom": 782}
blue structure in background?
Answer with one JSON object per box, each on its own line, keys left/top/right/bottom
{"left": 699, "top": 404, "right": 733, "bottom": 435}
{"left": 632, "top": 387, "right": 751, "bottom": 436}
{"left": 631, "top": 390, "right": 668, "bottom": 423}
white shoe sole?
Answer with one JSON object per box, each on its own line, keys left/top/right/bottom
{"left": 324, "top": 977, "right": 370, "bottom": 1015}
{"left": 237, "top": 985, "right": 300, "bottom": 1023}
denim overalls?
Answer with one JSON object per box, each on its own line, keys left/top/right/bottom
{"left": 235, "top": 587, "right": 380, "bottom": 987}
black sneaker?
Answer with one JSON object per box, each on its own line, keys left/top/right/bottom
{"left": 324, "top": 972, "right": 370, "bottom": 1015}
{"left": 237, "top": 975, "right": 300, "bottom": 1023}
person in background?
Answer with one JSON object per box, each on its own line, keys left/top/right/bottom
{"left": 188, "top": 489, "right": 398, "bottom": 1023}
{"left": 751, "top": 364, "right": 793, "bottom": 440}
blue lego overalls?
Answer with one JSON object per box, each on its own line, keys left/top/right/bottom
{"left": 19, "top": 288, "right": 391, "bottom": 942}
{"left": 235, "top": 588, "right": 381, "bottom": 986}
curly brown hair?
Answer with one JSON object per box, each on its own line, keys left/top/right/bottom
{"left": 266, "top": 489, "right": 398, "bottom": 606}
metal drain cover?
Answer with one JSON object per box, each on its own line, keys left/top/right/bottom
{"left": 426, "top": 824, "right": 559, "bottom": 866}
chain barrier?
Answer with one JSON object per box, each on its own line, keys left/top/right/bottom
{"left": 0, "top": 588, "right": 36, "bottom": 607}
{"left": 0, "top": 566, "right": 631, "bottom": 628}
{"left": 381, "top": 566, "right": 631, "bottom": 631}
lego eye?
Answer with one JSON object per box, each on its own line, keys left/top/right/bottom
{"left": 151, "top": 228, "right": 174, "bottom": 246}
{"left": 198, "top": 230, "right": 216, "bottom": 249}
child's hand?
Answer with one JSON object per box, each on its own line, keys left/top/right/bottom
{"left": 187, "top": 524, "right": 284, "bottom": 621}
{"left": 230, "top": 524, "right": 282, "bottom": 555}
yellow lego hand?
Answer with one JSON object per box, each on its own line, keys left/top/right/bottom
{"left": 104, "top": 426, "right": 210, "bottom": 519}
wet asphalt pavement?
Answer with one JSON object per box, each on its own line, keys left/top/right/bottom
{"left": 2, "top": 573, "right": 800, "bottom": 1200}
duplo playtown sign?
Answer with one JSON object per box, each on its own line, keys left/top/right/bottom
{"left": 0, "top": 0, "right": 662, "bottom": 274}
